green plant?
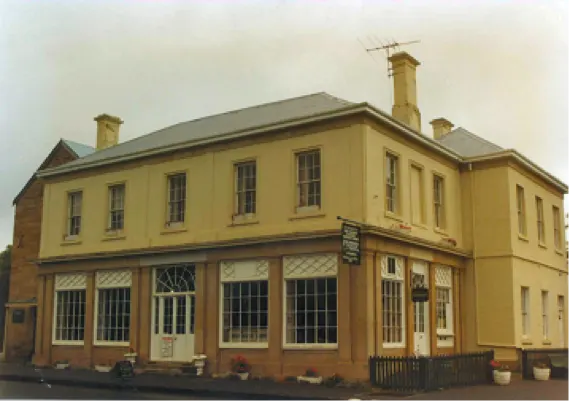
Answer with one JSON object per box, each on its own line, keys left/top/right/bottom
{"left": 305, "top": 367, "right": 318, "bottom": 377}
{"left": 230, "top": 355, "right": 251, "bottom": 373}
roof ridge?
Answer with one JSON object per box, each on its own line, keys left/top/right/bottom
{"left": 92, "top": 92, "right": 345, "bottom": 156}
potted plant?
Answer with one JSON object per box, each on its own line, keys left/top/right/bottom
{"left": 193, "top": 354, "right": 208, "bottom": 376}
{"left": 124, "top": 348, "right": 137, "bottom": 365}
{"left": 533, "top": 360, "right": 551, "bottom": 381}
{"left": 231, "top": 355, "right": 251, "bottom": 380}
{"left": 297, "top": 367, "right": 323, "bottom": 385}
{"left": 490, "top": 360, "right": 511, "bottom": 385}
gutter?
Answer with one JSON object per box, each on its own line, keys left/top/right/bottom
{"left": 36, "top": 103, "right": 463, "bottom": 179}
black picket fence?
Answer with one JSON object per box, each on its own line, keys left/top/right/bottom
{"left": 369, "top": 351, "right": 494, "bottom": 392}
{"left": 521, "top": 348, "right": 568, "bottom": 380}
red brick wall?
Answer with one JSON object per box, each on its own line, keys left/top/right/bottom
{"left": 5, "top": 144, "right": 77, "bottom": 361}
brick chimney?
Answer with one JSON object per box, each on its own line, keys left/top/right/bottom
{"left": 388, "top": 52, "right": 421, "bottom": 132}
{"left": 430, "top": 118, "right": 454, "bottom": 140}
{"left": 94, "top": 114, "right": 123, "bottom": 150}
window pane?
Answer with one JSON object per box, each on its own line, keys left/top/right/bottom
{"left": 221, "top": 280, "right": 268, "bottom": 343}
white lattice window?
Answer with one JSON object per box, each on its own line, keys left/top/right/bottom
{"left": 284, "top": 254, "right": 337, "bottom": 347}
{"left": 167, "top": 173, "right": 186, "bottom": 224}
{"left": 435, "top": 266, "right": 453, "bottom": 336}
{"left": 521, "top": 287, "right": 530, "bottom": 337}
{"left": 296, "top": 150, "right": 321, "bottom": 209}
{"left": 95, "top": 270, "right": 132, "bottom": 345}
{"left": 220, "top": 260, "right": 269, "bottom": 346}
{"left": 108, "top": 184, "right": 125, "bottom": 231}
{"left": 53, "top": 273, "right": 87, "bottom": 344}
{"left": 67, "top": 191, "right": 82, "bottom": 236}
{"left": 381, "top": 255, "right": 405, "bottom": 347}
{"left": 386, "top": 153, "right": 398, "bottom": 213}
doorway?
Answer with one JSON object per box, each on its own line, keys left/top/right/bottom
{"left": 412, "top": 261, "right": 430, "bottom": 356}
{"left": 150, "top": 265, "right": 196, "bottom": 362}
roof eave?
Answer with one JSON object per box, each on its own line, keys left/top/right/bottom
{"left": 37, "top": 104, "right": 463, "bottom": 179}
{"left": 464, "top": 150, "right": 568, "bottom": 194}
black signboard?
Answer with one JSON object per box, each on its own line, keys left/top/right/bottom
{"left": 411, "top": 287, "right": 429, "bottom": 302}
{"left": 341, "top": 223, "right": 361, "bottom": 265}
{"left": 112, "top": 360, "right": 134, "bottom": 381}
{"left": 12, "top": 309, "right": 25, "bottom": 324}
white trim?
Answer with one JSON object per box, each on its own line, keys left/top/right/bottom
{"left": 55, "top": 273, "right": 87, "bottom": 290}
{"left": 283, "top": 254, "right": 338, "bottom": 279}
{"left": 52, "top": 287, "right": 87, "bottom": 345}
{"left": 220, "top": 260, "right": 269, "bottom": 282}
{"left": 93, "top": 286, "right": 131, "bottom": 346}
{"left": 381, "top": 274, "right": 406, "bottom": 349}
{"left": 219, "top": 342, "right": 269, "bottom": 349}
{"left": 96, "top": 270, "right": 132, "bottom": 288}
{"left": 52, "top": 340, "right": 84, "bottom": 346}
{"left": 282, "top": 343, "right": 338, "bottom": 350}
{"left": 93, "top": 341, "right": 130, "bottom": 347}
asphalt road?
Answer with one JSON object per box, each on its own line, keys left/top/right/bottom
{"left": 0, "top": 380, "right": 218, "bottom": 400}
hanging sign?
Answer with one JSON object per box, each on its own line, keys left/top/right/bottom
{"left": 341, "top": 223, "right": 361, "bottom": 266}
{"left": 412, "top": 287, "right": 429, "bottom": 302}
{"left": 12, "top": 309, "right": 25, "bottom": 324}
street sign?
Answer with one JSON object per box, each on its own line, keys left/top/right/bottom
{"left": 341, "top": 223, "right": 361, "bottom": 265}
{"left": 411, "top": 287, "right": 429, "bottom": 302}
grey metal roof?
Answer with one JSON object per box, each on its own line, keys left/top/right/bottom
{"left": 436, "top": 127, "right": 503, "bottom": 158}
{"left": 62, "top": 139, "right": 96, "bottom": 158}
{"left": 59, "top": 92, "right": 353, "bottom": 171}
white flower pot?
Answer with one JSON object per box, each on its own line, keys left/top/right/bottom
{"left": 55, "top": 363, "right": 69, "bottom": 370}
{"left": 533, "top": 367, "right": 551, "bottom": 381}
{"left": 94, "top": 365, "right": 112, "bottom": 373}
{"left": 193, "top": 358, "right": 206, "bottom": 376}
{"left": 297, "top": 375, "right": 323, "bottom": 385}
{"left": 493, "top": 370, "right": 511, "bottom": 385}
{"left": 124, "top": 353, "right": 137, "bottom": 365}
{"left": 237, "top": 372, "right": 249, "bottom": 380}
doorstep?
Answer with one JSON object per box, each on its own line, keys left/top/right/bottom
{"left": 0, "top": 363, "right": 372, "bottom": 400}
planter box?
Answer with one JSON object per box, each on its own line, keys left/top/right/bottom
{"left": 533, "top": 367, "right": 551, "bottom": 381}
{"left": 55, "top": 363, "right": 69, "bottom": 370}
{"left": 236, "top": 372, "right": 249, "bottom": 380}
{"left": 493, "top": 370, "right": 511, "bottom": 385}
{"left": 94, "top": 365, "right": 112, "bottom": 373}
{"left": 297, "top": 376, "right": 323, "bottom": 385}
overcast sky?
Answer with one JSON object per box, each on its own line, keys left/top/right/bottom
{"left": 0, "top": 0, "right": 568, "bottom": 249}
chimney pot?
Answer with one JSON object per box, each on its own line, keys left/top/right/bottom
{"left": 430, "top": 118, "right": 454, "bottom": 140}
{"left": 94, "top": 114, "right": 123, "bottom": 150}
{"left": 388, "top": 51, "right": 422, "bottom": 132}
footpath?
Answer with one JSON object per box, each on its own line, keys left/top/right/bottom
{"left": 0, "top": 362, "right": 371, "bottom": 400}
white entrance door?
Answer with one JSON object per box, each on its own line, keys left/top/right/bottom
{"left": 150, "top": 265, "right": 196, "bottom": 362}
{"left": 412, "top": 261, "right": 430, "bottom": 356}
{"left": 558, "top": 296, "right": 565, "bottom": 347}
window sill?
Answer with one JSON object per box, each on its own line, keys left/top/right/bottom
{"left": 412, "top": 223, "right": 427, "bottom": 230}
{"left": 434, "top": 227, "right": 448, "bottom": 236}
{"left": 93, "top": 341, "right": 130, "bottom": 347}
{"left": 518, "top": 234, "right": 529, "bottom": 242}
{"left": 228, "top": 216, "right": 259, "bottom": 227}
{"left": 539, "top": 242, "right": 548, "bottom": 249}
{"left": 289, "top": 211, "right": 326, "bottom": 221}
{"left": 542, "top": 339, "right": 552, "bottom": 345}
{"left": 555, "top": 249, "right": 564, "bottom": 256}
{"left": 61, "top": 237, "right": 82, "bottom": 246}
{"left": 102, "top": 233, "right": 126, "bottom": 242}
{"left": 161, "top": 226, "right": 188, "bottom": 235}
{"left": 384, "top": 211, "right": 403, "bottom": 222}
{"left": 219, "top": 342, "right": 268, "bottom": 349}
{"left": 382, "top": 343, "right": 406, "bottom": 349}
{"left": 52, "top": 341, "right": 84, "bottom": 347}
{"left": 282, "top": 343, "right": 337, "bottom": 350}
{"left": 521, "top": 338, "right": 533, "bottom": 345}
{"left": 436, "top": 332, "right": 454, "bottom": 339}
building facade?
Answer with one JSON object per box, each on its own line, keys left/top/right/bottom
{"left": 10, "top": 52, "right": 568, "bottom": 378}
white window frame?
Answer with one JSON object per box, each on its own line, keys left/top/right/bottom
{"left": 516, "top": 185, "right": 526, "bottom": 236}
{"left": 386, "top": 153, "right": 398, "bottom": 214}
{"left": 542, "top": 290, "right": 549, "bottom": 340}
{"left": 435, "top": 266, "right": 454, "bottom": 336}
{"left": 434, "top": 175, "right": 445, "bottom": 229}
{"left": 52, "top": 273, "right": 87, "bottom": 346}
{"left": 521, "top": 286, "right": 530, "bottom": 338}
{"left": 282, "top": 254, "right": 338, "bottom": 349}
{"left": 381, "top": 255, "right": 406, "bottom": 348}
{"left": 219, "top": 260, "right": 269, "bottom": 349}
{"left": 234, "top": 161, "right": 257, "bottom": 218}
{"left": 108, "top": 184, "right": 125, "bottom": 232}
{"left": 93, "top": 270, "right": 132, "bottom": 347}
{"left": 67, "top": 191, "right": 82, "bottom": 237}
{"left": 296, "top": 150, "right": 321, "bottom": 211}
{"left": 166, "top": 173, "right": 186, "bottom": 226}
{"left": 536, "top": 197, "right": 545, "bottom": 244}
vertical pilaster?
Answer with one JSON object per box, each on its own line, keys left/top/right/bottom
{"left": 267, "top": 258, "right": 282, "bottom": 375}
{"left": 33, "top": 275, "right": 46, "bottom": 364}
{"left": 44, "top": 274, "right": 54, "bottom": 364}
{"left": 429, "top": 263, "right": 437, "bottom": 355}
{"left": 84, "top": 272, "right": 95, "bottom": 366}
{"left": 338, "top": 258, "right": 352, "bottom": 362}
{"left": 130, "top": 268, "right": 140, "bottom": 353}
{"left": 405, "top": 258, "right": 414, "bottom": 356}
{"left": 453, "top": 269, "right": 461, "bottom": 354}
{"left": 204, "top": 261, "right": 219, "bottom": 371}
{"left": 375, "top": 254, "right": 384, "bottom": 354}
{"left": 194, "top": 262, "right": 206, "bottom": 355}
{"left": 138, "top": 267, "right": 151, "bottom": 362}
{"left": 365, "top": 252, "right": 377, "bottom": 358}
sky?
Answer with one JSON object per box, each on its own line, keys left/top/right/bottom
{"left": 0, "top": 0, "right": 568, "bottom": 249}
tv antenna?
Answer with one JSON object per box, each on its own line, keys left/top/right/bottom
{"left": 365, "top": 39, "right": 421, "bottom": 78}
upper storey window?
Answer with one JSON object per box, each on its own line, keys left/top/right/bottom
{"left": 108, "top": 184, "right": 125, "bottom": 231}
{"left": 385, "top": 153, "right": 398, "bottom": 213}
{"left": 296, "top": 150, "right": 321, "bottom": 210}
{"left": 516, "top": 185, "right": 526, "bottom": 236}
{"left": 433, "top": 175, "right": 445, "bottom": 230}
{"left": 235, "top": 161, "right": 257, "bottom": 217}
{"left": 167, "top": 173, "right": 186, "bottom": 225}
{"left": 67, "top": 191, "right": 83, "bottom": 237}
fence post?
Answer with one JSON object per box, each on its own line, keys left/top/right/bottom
{"left": 369, "top": 357, "right": 376, "bottom": 386}
{"left": 521, "top": 349, "right": 527, "bottom": 380}
{"left": 418, "top": 357, "right": 427, "bottom": 391}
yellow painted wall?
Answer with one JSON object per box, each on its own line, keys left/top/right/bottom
{"left": 364, "top": 124, "right": 464, "bottom": 248}
{"left": 512, "top": 258, "right": 568, "bottom": 349}
{"left": 40, "top": 124, "right": 365, "bottom": 258}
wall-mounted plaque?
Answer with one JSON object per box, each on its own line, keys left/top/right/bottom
{"left": 12, "top": 309, "right": 25, "bottom": 324}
